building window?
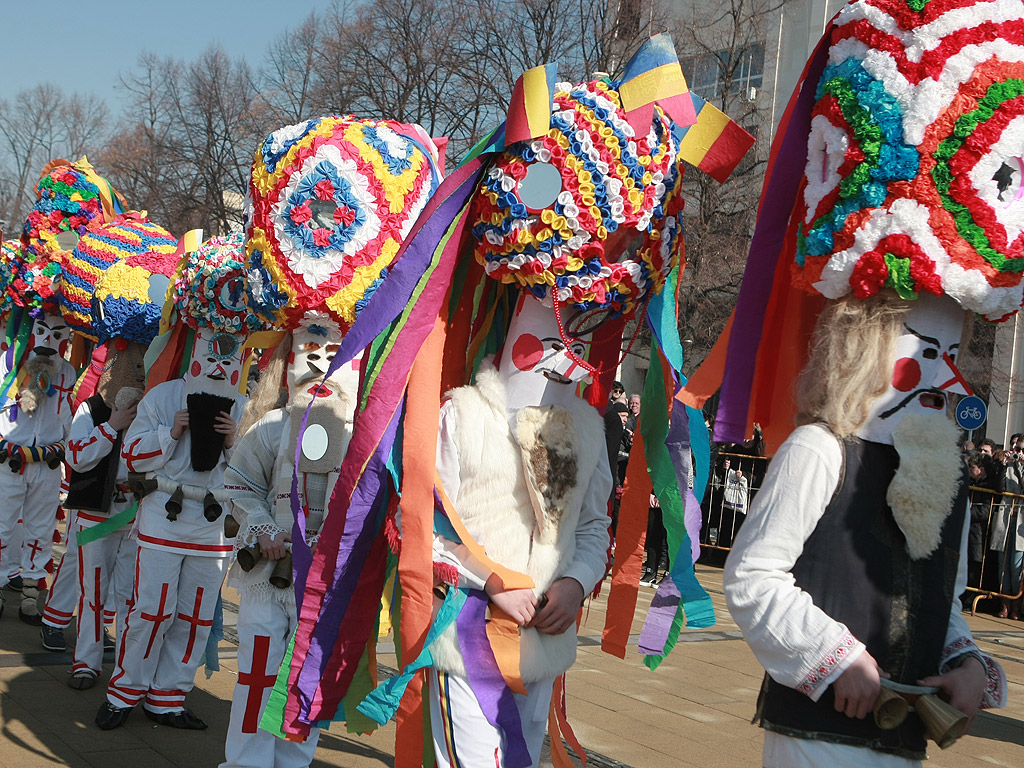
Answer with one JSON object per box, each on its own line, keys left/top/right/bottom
{"left": 681, "top": 43, "right": 765, "bottom": 100}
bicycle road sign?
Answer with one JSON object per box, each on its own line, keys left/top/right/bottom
{"left": 955, "top": 395, "right": 987, "bottom": 431}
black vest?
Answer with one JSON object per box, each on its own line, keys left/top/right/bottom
{"left": 65, "top": 395, "right": 122, "bottom": 513}
{"left": 759, "top": 438, "right": 967, "bottom": 760}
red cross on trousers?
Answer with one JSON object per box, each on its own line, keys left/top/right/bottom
{"left": 141, "top": 583, "right": 173, "bottom": 659}
{"left": 26, "top": 539, "right": 44, "bottom": 567}
{"left": 239, "top": 635, "right": 278, "bottom": 733}
{"left": 178, "top": 586, "right": 212, "bottom": 664}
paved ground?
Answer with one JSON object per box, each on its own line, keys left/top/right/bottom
{"left": 1, "top": 564, "right": 1022, "bottom": 767}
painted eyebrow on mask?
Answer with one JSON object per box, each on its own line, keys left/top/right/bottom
{"left": 904, "top": 324, "right": 940, "bottom": 348}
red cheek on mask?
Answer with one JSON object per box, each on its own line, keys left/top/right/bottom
{"left": 511, "top": 333, "right": 544, "bottom": 371}
{"left": 190, "top": 361, "right": 201, "bottom": 377}
{"left": 230, "top": 370, "right": 239, "bottom": 385}
{"left": 892, "top": 357, "right": 921, "bottom": 392}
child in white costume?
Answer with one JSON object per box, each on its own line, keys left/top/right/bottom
{"left": 96, "top": 233, "right": 262, "bottom": 730}
{"left": 220, "top": 115, "right": 441, "bottom": 767}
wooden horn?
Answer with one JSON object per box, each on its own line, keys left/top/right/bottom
{"left": 873, "top": 686, "right": 909, "bottom": 730}
{"left": 915, "top": 694, "right": 969, "bottom": 749}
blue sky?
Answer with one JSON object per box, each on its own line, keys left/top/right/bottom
{"left": 0, "top": 0, "right": 338, "bottom": 111}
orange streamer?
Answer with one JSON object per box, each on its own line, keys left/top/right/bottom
{"left": 396, "top": 317, "right": 447, "bottom": 768}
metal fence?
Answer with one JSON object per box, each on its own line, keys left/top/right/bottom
{"left": 964, "top": 486, "right": 1023, "bottom": 615}
{"left": 698, "top": 451, "right": 769, "bottom": 554}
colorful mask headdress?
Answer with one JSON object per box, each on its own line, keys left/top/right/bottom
{"left": 91, "top": 223, "right": 181, "bottom": 346}
{"left": 20, "top": 156, "right": 126, "bottom": 270}
{"left": 264, "top": 35, "right": 754, "bottom": 765}
{"left": 145, "top": 232, "right": 269, "bottom": 392}
{"left": 61, "top": 213, "right": 177, "bottom": 338}
{"left": 0, "top": 239, "right": 18, "bottom": 322}
{"left": 245, "top": 116, "right": 442, "bottom": 334}
{"left": 686, "top": 0, "right": 1024, "bottom": 450}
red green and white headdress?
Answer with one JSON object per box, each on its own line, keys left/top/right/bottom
{"left": 245, "top": 116, "right": 442, "bottom": 333}
{"left": 791, "top": 0, "right": 1024, "bottom": 321}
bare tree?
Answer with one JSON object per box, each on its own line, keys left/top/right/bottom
{"left": 0, "top": 84, "right": 109, "bottom": 231}
{"left": 102, "top": 48, "right": 267, "bottom": 235}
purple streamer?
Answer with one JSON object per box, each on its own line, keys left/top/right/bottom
{"left": 714, "top": 30, "right": 834, "bottom": 443}
{"left": 457, "top": 591, "right": 532, "bottom": 768}
{"left": 637, "top": 575, "right": 683, "bottom": 655}
{"left": 666, "top": 403, "right": 702, "bottom": 563}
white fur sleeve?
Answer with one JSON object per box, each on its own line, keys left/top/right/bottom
{"left": 432, "top": 400, "right": 494, "bottom": 591}
{"left": 940, "top": 501, "right": 1007, "bottom": 709}
{"left": 723, "top": 424, "right": 866, "bottom": 701}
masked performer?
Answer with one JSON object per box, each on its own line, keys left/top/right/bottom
{"left": 0, "top": 273, "right": 75, "bottom": 623}
{"left": 2, "top": 158, "right": 126, "bottom": 625}
{"left": 41, "top": 213, "right": 176, "bottom": 654}
{"left": 96, "top": 233, "right": 262, "bottom": 730}
{"left": 219, "top": 116, "right": 441, "bottom": 768}
{"left": 709, "top": 2, "right": 1015, "bottom": 765}
{"left": 56, "top": 215, "right": 179, "bottom": 686}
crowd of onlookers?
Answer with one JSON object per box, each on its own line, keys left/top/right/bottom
{"left": 964, "top": 435, "right": 1024, "bottom": 620}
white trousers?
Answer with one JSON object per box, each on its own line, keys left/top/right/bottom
{"left": 428, "top": 670, "right": 553, "bottom": 768}
{"left": 73, "top": 525, "right": 137, "bottom": 674}
{"left": 106, "top": 546, "right": 226, "bottom": 713}
{"left": 763, "top": 732, "right": 920, "bottom": 768}
{"left": 4, "top": 519, "right": 23, "bottom": 579}
{"left": 220, "top": 594, "right": 320, "bottom": 768}
{"left": 42, "top": 510, "right": 81, "bottom": 628}
{"left": 0, "top": 463, "right": 62, "bottom": 580}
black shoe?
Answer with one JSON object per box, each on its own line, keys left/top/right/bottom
{"left": 103, "top": 630, "right": 115, "bottom": 653}
{"left": 143, "top": 707, "right": 208, "bottom": 730}
{"left": 40, "top": 624, "right": 66, "bottom": 652}
{"left": 96, "top": 702, "right": 132, "bottom": 730}
{"left": 18, "top": 607, "right": 43, "bottom": 626}
{"left": 7, "top": 575, "right": 23, "bottom": 591}
{"left": 651, "top": 573, "right": 665, "bottom": 586}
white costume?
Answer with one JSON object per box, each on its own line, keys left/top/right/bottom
{"left": 105, "top": 377, "right": 243, "bottom": 713}
{"left": 61, "top": 397, "right": 139, "bottom": 677}
{"left": 0, "top": 343, "right": 75, "bottom": 585}
{"left": 427, "top": 294, "right": 611, "bottom": 768}
{"left": 220, "top": 376, "right": 350, "bottom": 767}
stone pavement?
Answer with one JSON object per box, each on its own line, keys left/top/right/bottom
{"left": 0, "top": 564, "right": 1022, "bottom": 768}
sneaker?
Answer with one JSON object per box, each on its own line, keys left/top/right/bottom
{"left": 103, "top": 630, "right": 115, "bottom": 653}
{"left": 651, "top": 573, "right": 665, "bottom": 586}
{"left": 40, "top": 624, "right": 66, "bottom": 652}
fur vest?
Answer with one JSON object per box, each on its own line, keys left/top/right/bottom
{"left": 429, "top": 367, "right": 605, "bottom": 683}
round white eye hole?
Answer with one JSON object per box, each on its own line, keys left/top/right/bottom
{"left": 301, "top": 423, "right": 329, "bottom": 461}
{"left": 148, "top": 274, "right": 171, "bottom": 306}
{"left": 517, "top": 163, "right": 563, "bottom": 210}
{"left": 56, "top": 230, "right": 80, "bottom": 252}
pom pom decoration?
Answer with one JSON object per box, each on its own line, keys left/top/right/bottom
{"left": 469, "top": 79, "right": 683, "bottom": 318}
{"left": 791, "top": 0, "right": 1024, "bottom": 320}
{"left": 91, "top": 221, "right": 181, "bottom": 345}
{"left": 170, "top": 232, "right": 269, "bottom": 334}
{"left": 0, "top": 239, "right": 19, "bottom": 320}
{"left": 20, "top": 157, "right": 122, "bottom": 260}
{"left": 61, "top": 213, "right": 177, "bottom": 337}
{"left": 245, "top": 116, "right": 441, "bottom": 332}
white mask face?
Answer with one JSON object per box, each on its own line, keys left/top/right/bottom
{"left": 497, "top": 295, "right": 593, "bottom": 411}
{"left": 857, "top": 293, "right": 969, "bottom": 444}
{"left": 185, "top": 327, "right": 245, "bottom": 397}
{"left": 288, "top": 316, "right": 344, "bottom": 400}
{"left": 31, "top": 312, "right": 70, "bottom": 359}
